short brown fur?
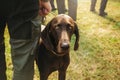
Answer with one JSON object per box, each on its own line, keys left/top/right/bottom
{"left": 36, "top": 14, "right": 79, "bottom": 80}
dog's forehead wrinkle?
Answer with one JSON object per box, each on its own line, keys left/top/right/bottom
{"left": 57, "top": 18, "right": 70, "bottom": 25}
{"left": 51, "top": 14, "right": 75, "bottom": 29}
{"left": 57, "top": 14, "right": 71, "bottom": 18}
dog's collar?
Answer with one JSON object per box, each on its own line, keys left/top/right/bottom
{"left": 47, "top": 48, "right": 66, "bottom": 56}
{"left": 42, "top": 43, "right": 65, "bottom": 56}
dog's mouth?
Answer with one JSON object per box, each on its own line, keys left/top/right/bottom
{"left": 55, "top": 51, "right": 69, "bottom": 56}
{"left": 55, "top": 42, "right": 70, "bottom": 56}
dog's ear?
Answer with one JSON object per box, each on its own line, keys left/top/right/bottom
{"left": 73, "top": 22, "right": 79, "bottom": 51}
{"left": 41, "top": 20, "right": 54, "bottom": 50}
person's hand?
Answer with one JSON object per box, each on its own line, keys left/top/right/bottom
{"left": 39, "top": 1, "right": 52, "bottom": 16}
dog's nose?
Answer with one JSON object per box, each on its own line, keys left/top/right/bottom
{"left": 61, "top": 43, "right": 69, "bottom": 50}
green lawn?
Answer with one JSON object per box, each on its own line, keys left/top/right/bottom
{"left": 5, "top": 0, "right": 120, "bottom": 80}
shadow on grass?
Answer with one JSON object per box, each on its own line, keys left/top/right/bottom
{"left": 104, "top": 16, "right": 116, "bottom": 22}
{"left": 113, "top": 21, "right": 120, "bottom": 29}
{"left": 104, "top": 16, "right": 120, "bottom": 29}
{"left": 91, "top": 11, "right": 116, "bottom": 22}
{"left": 91, "top": 11, "right": 120, "bottom": 29}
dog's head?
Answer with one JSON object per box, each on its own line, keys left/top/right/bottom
{"left": 41, "top": 14, "right": 79, "bottom": 56}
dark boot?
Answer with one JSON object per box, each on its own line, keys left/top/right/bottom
{"left": 99, "top": 0, "right": 108, "bottom": 16}
{"left": 99, "top": 12, "right": 108, "bottom": 16}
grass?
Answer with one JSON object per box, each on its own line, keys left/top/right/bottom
{"left": 4, "top": 0, "right": 120, "bottom": 80}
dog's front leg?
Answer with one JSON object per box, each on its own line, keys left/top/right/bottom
{"left": 58, "top": 69, "right": 66, "bottom": 80}
{"left": 40, "top": 72, "right": 49, "bottom": 80}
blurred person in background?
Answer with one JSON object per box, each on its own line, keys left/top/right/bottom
{"left": 90, "top": 0, "right": 108, "bottom": 16}
{"left": 68, "top": 0, "right": 78, "bottom": 21}
{"left": 56, "top": 0, "right": 66, "bottom": 14}
{"left": 56, "top": 0, "right": 78, "bottom": 21}
{"left": 50, "top": 0, "right": 57, "bottom": 11}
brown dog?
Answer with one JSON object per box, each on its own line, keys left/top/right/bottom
{"left": 36, "top": 14, "right": 79, "bottom": 80}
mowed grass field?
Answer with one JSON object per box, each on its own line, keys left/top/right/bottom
{"left": 4, "top": 0, "right": 120, "bottom": 80}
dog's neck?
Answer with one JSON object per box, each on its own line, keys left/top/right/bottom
{"left": 41, "top": 42, "right": 68, "bottom": 57}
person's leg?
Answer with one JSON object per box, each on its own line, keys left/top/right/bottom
{"left": 10, "top": 39, "right": 36, "bottom": 80}
{"left": 68, "top": 0, "right": 78, "bottom": 21}
{"left": 99, "top": 0, "right": 108, "bottom": 16}
{"left": 56, "top": 0, "right": 66, "bottom": 14}
{"left": 90, "top": 0, "right": 97, "bottom": 11}
{"left": 0, "top": 17, "right": 7, "bottom": 80}
{"left": 50, "top": 0, "right": 56, "bottom": 11}
{"left": 8, "top": 15, "right": 41, "bottom": 80}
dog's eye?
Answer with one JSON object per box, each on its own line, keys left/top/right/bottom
{"left": 67, "top": 26, "right": 72, "bottom": 31}
{"left": 68, "top": 26, "right": 72, "bottom": 30}
{"left": 55, "top": 26, "right": 60, "bottom": 30}
{"left": 57, "top": 24, "right": 62, "bottom": 27}
{"left": 55, "top": 24, "right": 62, "bottom": 30}
{"left": 67, "top": 24, "right": 72, "bottom": 30}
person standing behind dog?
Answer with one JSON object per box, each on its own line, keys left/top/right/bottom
{"left": 90, "top": 0, "right": 108, "bottom": 16}
{"left": 50, "top": 0, "right": 57, "bottom": 11}
{"left": 68, "top": 0, "right": 78, "bottom": 21}
{"left": 56, "top": 0, "right": 78, "bottom": 21}
{"left": 0, "top": 0, "right": 51, "bottom": 80}
{"left": 56, "top": 0, "right": 66, "bottom": 14}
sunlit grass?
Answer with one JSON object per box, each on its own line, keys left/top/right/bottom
{"left": 5, "top": 0, "right": 120, "bottom": 80}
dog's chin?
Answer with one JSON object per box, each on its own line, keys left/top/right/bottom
{"left": 56, "top": 50, "right": 69, "bottom": 56}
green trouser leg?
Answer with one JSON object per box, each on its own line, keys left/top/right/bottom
{"left": 0, "top": 42, "right": 7, "bottom": 80}
{"left": 10, "top": 16, "right": 41, "bottom": 80}
{"left": 0, "top": 17, "right": 7, "bottom": 80}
